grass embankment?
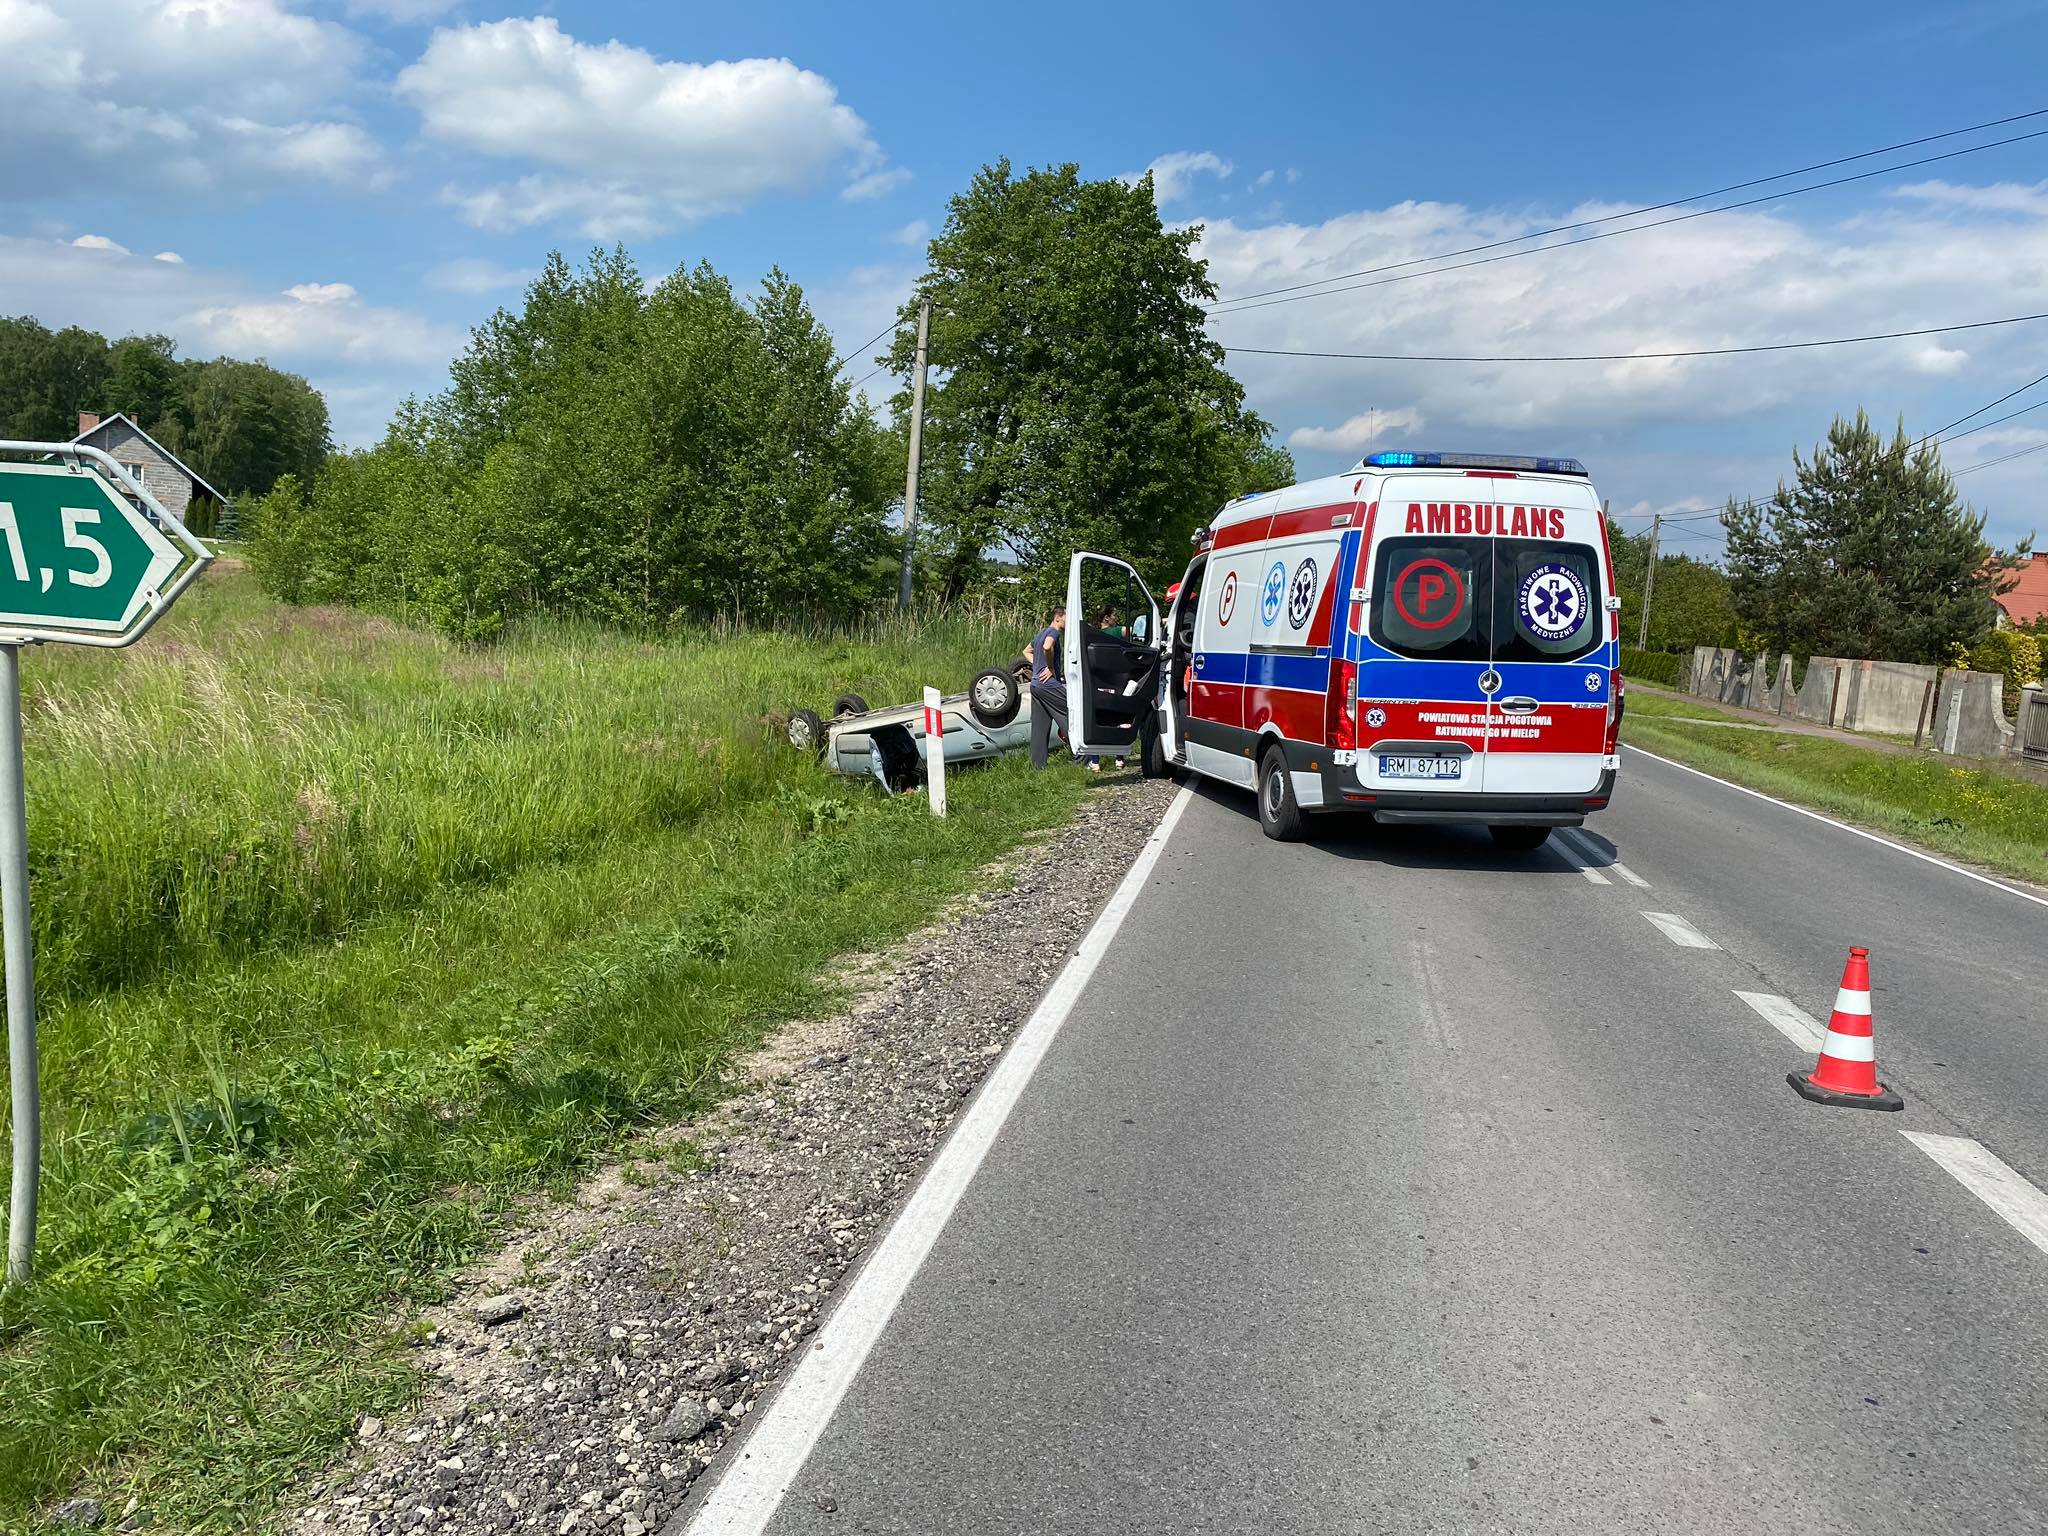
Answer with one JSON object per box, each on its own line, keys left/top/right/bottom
{"left": 0, "top": 571, "right": 1088, "bottom": 1529}
{"left": 1622, "top": 693, "right": 2048, "bottom": 886}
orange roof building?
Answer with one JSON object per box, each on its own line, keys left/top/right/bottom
{"left": 1996, "top": 551, "right": 2048, "bottom": 628}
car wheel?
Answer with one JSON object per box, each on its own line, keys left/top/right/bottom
{"left": 832, "top": 693, "right": 869, "bottom": 718}
{"left": 1140, "top": 720, "right": 1170, "bottom": 779}
{"left": 1488, "top": 824, "right": 1552, "bottom": 851}
{"left": 1256, "top": 746, "right": 1306, "bottom": 841}
{"left": 967, "top": 667, "right": 1021, "bottom": 727}
{"left": 788, "top": 707, "right": 825, "bottom": 756}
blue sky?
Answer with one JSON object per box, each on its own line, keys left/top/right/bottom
{"left": 8, "top": 0, "right": 2048, "bottom": 550}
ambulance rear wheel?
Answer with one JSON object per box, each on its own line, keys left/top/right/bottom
{"left": 1488, "top": 824, "right": 1552, "bottom": 851}
{"left": 1257, "top": 747, "right": 1306, "bottom": 842}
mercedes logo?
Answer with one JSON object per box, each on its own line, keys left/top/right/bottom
{"left": 1478, "top": 668, "right": 1502, "bottom": 695}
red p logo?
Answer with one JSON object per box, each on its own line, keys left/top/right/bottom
{"left": 1393, "top": 558, "right": 1466, "bottom": 630}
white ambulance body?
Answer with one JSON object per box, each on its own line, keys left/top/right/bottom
{"left": 1065, "top": 451, "right": 1623, "bottom": 844}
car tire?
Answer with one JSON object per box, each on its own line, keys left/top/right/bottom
{"left": 1488, "top": 824, "right": 1552, "bottom": 851}
{"left": 832, "top": 693, "right": 869, "bottom": 718}
{"left": 788, "top": 707, "right": 825, "bottom": 756}
{"left": 967, "top": 667, "right": 1021, "bottom": 728}
{"left": 1256, "top": 746, "right": 1307, "bottom": 841}
{"left": 1140, "top": 720, "right": 1170, "bottom": 779}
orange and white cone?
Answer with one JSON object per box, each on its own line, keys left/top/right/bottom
{"left": 1788, "top": 947, "right": 1903, "bottom": 1111}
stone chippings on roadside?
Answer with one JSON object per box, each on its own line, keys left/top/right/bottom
{"left": 290, "top": 775, "right": 1179, "bottom": 1536}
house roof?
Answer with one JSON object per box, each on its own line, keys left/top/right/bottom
{"left": 70, "top": 412, "right": 231, "bottom": 506}
{"left": 1995, "top": 551, "right": 2048, "bottom": 627}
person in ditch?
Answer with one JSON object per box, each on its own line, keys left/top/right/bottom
{"left": 1026, "top": 606, "right": 1069, "bottom": 769}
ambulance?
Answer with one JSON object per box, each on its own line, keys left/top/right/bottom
{"left": 1063, "top": 451, "right": 1623, "bottom": 844}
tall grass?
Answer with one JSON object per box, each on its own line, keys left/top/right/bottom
{"left": 0, "top": 571, "right": 1084, "bottom": 1529}
{"left": 19, "top": 573, "right": 1030, "bottom": 999}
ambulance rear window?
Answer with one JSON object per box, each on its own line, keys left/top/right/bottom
{"left": 1495, "top": 540, "right": 1602, "bottom": 663}
{"left": 1369, "top": 538, "right": 1489, "bottom": 661}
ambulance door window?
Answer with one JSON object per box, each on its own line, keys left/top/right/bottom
{"left": 1368, "top": 536, "right": 1490, "bottom": 661}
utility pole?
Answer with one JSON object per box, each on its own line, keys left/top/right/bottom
{"left": 1637, "top": 511, "right": 1661, "bottom": 650}
{"left": 897, "top": 298, "right": 931, "bottom": 613}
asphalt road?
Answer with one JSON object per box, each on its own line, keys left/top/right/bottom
{"left": 692, "top": 747, "right": 2048, "bottom": 1535}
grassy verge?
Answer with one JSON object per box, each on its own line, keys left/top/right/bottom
{"left": 1622, "top": 711, "right": 2048, "bottom": 886}
{"left": 0, "top": 573, "right": 1091, "bottom": 1529}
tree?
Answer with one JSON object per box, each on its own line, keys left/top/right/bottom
{"left": 183, "top": 358, "right": 331, "bottom": 496}
{"left": 1609, "top": 527, "right": 1738, "bottom": 652}
{"left": 888, "top": 161, "right": 1292, "bottom": 601}
{"left": 105, "top": 334, "right": 183, "bottom": 435}
{"left": 246, "top": 247, "right": 894, "bottom": 638}
{"left": 0, "top": 318, "right": 111, "bottom": 441}
{"left": 1722, "top": 411, "right": 2030, "bottom": 662}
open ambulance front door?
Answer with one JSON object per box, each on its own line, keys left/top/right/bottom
{"left": 1064, "top": 551, "right": 1163, "bottom": 759}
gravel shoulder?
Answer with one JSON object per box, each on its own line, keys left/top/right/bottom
{"left": 289, "top": 773, "right": 1182, "bottom": 1536}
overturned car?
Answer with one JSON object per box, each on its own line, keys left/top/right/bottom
{"left": 787, "top": 667, "right": 1036, "bottom": 793}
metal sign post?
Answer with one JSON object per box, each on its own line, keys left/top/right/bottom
{"left": 0, "top": 439, "right": 210, "bottom": 1285}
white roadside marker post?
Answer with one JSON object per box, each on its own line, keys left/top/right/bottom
{"left": 922, "top": 687, "right": 947, "bottom": 817}
{"left": 0, "top": 440, "right": 210, "bottom": 1285}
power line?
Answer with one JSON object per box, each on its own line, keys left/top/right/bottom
{"left": 846, "top": 362, "right": 891, "bottom": 393}
{"left": 1956, "top": 438, "right": 2048, "bottom": 475}
{"left": 832, "top": 320, "right": 899, "bottom": 374}
{"left": 1222, "top": 310, "right": 2048, "bottom": 365}
{"left": 1207, "top": 126, "right": 2048, "bottom": 318}
{"left": 1923, "top": 367, "right": 2048, "bottom": 446}
{"left": 1209, "top": 107, "right": 2048, "bottom": 310}
{"left": 1941, "top": 393, "right": 2048, "bottom": 445}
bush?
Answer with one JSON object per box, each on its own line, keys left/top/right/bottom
{"left": 1620, "top": 646, "right": 1684, "bottom": 686}
{"left": 1968, "top": 629, "right": 2043, "bottom": 716}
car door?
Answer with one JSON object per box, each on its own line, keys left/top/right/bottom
{"left": 1063, "top": 551, "right": 1163, "bottom": 757}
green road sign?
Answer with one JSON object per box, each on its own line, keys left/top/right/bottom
{"left": 0, "top": 461, "right": 183, "bottom": 636}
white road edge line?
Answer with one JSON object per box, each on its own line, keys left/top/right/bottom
{"left": 1628, "top": 745, "right": 2048, "bottom": 911}
{"left": 1556, "top": 826, "right": 1650, "bottom": 888}
{"left": 1733, "top": 991, "right": 1826, "bottom": 1053}
{"left": 1641, "top": 910, "right": 1720, "bottom": 949}
{"left": 680, "top": 786, "right": 1196, "bottom": 1536}
{"left": 1901, "top": 1132, "right": 2048, "bottom": 1259}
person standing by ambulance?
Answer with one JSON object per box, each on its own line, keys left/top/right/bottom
{"left": 1026, "top": 606, "right": 1069, "bottom": 769}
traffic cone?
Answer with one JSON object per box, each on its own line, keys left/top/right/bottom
{"left": 1787, "top": 947, "right": 1903, "bottom": 1111}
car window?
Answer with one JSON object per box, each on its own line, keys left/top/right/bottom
{"left": 1494, "top": 541, "right": 1602, "bottom": 663}
{"left": 1369, "top": 537, "right": 1490, "bottom": 661}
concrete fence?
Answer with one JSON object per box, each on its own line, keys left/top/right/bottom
{"left": 1684, "top": 647, "right": 2029, "bottom": 760}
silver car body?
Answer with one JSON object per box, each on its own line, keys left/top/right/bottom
{"left": 822, "top": 689, "right": 1035, "bottom": 791}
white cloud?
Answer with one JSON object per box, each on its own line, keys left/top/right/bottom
{"left": 1127, "top": 150, "right": 1233, "bottom": 206}
{"left": 0, "top": 0, "right": 385, "bottom": 199}
{"left": 891, "top": 219, "right": 930, "bottom": 247}
{"left": 397, "top": 17, "right": 893, "bottom": 236}
{"left": 71, "top": 234, "right": 129, "bottom": 254}
{"left": 345, "top": 0, "right": 459, "bottom": 19}
{"left": 0, "top": 234, "right": 460, "bottom": 446}
{"left": 1250, "top": 170, "right": 1275, "bottom": 191}
{"left": 283, "top": 282, "right": 357, "bottom": 305}
{"left": 1287, "top": 407, "right": 1425, "bottom": 453}
{"left": 843, "top": 166, "right": 912, "bottom": 202}
{"left": 1198, "top": 185, "right": 2048, "bottom": 545}
{"left": 425, "top": 257, "right": 539, "bottom": 295}
{"left": 1893, "top": 178, "right": 2048, "bottom": 217}
{"left": 153, "top": 251, "right": 184, "bottom": 264}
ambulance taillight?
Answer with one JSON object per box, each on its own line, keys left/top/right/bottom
{"left": 1332, "top": 660, "right": 1359, "bottom": 751}
{"left": 1604, "top": 672, "right": 1625, "bottom": 755}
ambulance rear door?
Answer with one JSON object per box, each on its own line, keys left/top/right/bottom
{"left": 1485, "top": 488, "right": 1614, "bottom": 796}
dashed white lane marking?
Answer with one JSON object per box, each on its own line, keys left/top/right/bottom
{"left": 1902, "top": 1132, "right": 2048, "bottom": 1259}
{"left": 1550, "top": 838, "right": 1610, "bottom": 883}
{"left": 1556, "top": 826, "right": 1650, "bottom": 887}
{"left": 1734, "top": 991, "right": 1826, "bottom": 1053}
{"left": 1641, "top": 911, "right": 1720, "bottom": 949}
{"left": 1629, "top": 746, "right": 2048, "bottom": 912}
{"left": 682, "top": 787, "right": 1195, "bottom": 1535}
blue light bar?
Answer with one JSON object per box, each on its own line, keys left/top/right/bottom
{"left": 1361, "top": 451, "right": 1588, "bottom": 476}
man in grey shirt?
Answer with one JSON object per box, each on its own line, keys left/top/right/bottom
{"left": 1026, "top": 606, "right": 1068, "bottom": 768}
